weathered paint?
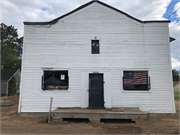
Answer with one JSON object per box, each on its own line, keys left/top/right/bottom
{"left": 18, "top": 2, "right": 175, "bottom": 113}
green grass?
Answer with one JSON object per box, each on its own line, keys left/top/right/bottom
{"left": 174, "top": 83, "right": 180, "bottom": 101}
{"left": 38, "top": 115, "right": 49, "bottom": 123}
{"left": 174, "top": 91, "right": 180, "bottom": 100}
{"left": 174, "top": 83, "right": 180, "bottom": 92}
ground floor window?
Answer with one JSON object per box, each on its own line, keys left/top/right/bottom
{"left": 123, "top": 71, "right": 150, "bottom": 91}
{"left": 42, "top": 70, "right": 68, "bottom": 90}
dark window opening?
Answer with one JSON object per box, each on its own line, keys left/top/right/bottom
{"left": 91, "top": 40, "right": 99, "bottom": 54}
{"left": 123, "top": 71, "right": 150, "bottom": 91}
{"left": 42, "top": 71, "right": 68, "bottom": 90}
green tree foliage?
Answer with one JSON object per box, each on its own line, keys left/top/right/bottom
{"left": 172, "top": 69, "right": 179, "bottom": 81}
{"left": 8, "top": 77, "right": 17, "bottom": 95}
{"left": 1, "top": 23, "right": 22, "bottom": 69}
{"left": 3, "top": 55, "right": 22, "bottom": 69}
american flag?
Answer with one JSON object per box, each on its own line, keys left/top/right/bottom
{"left": 124, "top": 71, "right": 148, "bottom": 85}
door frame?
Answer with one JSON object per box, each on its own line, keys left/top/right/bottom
{"left": 88, "top": 73, "right": 104, "bottom": 108}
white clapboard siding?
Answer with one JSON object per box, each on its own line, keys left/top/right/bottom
{"left": 19, "top": 2, "right": 175, "bottom": 113}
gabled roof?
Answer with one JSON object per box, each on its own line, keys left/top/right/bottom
{"left": 1, "top": 69, "right": 20, "bottom": 81}
{"left": 24, "top": 0, "right": 170, "bottom": 25}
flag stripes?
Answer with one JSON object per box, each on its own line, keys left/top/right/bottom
{"left": 124, "top": 71, "right": 148, "bottom": 85}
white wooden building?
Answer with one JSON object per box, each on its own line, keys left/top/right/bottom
{"left": 18, "top": 0, "right": 175, "bottom": 113}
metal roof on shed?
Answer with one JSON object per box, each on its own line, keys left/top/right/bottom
{"left": 1, "top": 69, "right": 19, "bottom": 81}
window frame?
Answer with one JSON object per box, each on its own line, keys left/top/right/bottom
{"left": 122, "top": 69, "right": 151, "bottom": 92}
{"left": 41, "top": 69, "right": 69, "bottom": 91}
{"left": 91, "top": 40, "right": 100, "bottom": 54}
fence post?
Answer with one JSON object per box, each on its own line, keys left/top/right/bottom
{"left": 48, "top": 97, "right": 53, "bottom": 123}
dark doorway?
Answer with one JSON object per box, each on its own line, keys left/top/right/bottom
{"left": 89, "top": 74, "right": 104, "bottom": 108}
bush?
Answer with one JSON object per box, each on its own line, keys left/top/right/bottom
{"left": 8, "top": 77, "right": 17, "bottom": 95}
{"left": 16, "top": 91, "right": 20, "bottom": 95}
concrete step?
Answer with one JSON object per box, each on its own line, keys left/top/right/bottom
{"left": 0, "top": 100, "right": 14, "bottom": 106}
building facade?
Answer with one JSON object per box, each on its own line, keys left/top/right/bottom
{"left": 18, "top": 0, "right": 175, "bottom": 113}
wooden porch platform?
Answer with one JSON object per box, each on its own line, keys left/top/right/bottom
{"left": 51, "top": 108, "right": 148, "bottom": 120}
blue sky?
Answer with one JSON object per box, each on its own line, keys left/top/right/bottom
{"left": 165, "top": 0, "right": 180, "bottom": 70}
{"left": 163, "top": 0, "right": 180, "bottom": 22}
{"left": 0, "top": 0, "right": 180, "bottom": 70}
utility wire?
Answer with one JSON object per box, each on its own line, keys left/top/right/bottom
{"left": 170, "top": 20, "right": 180, "bottom": 28}
{"left": 167, "top": 6, "right": 180, "bottom": 29}
{"left": 167, "top": 6, "right": 180, "bottom": 19}
{"left": 143, "top": 1, "right": 158, "bottom": 19}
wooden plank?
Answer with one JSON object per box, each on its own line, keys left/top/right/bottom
{"left": 52, "top": 112, "right": 148, "bottom": 119}
{"left": 48, "top": 97, "right": 53, "bottom": 123}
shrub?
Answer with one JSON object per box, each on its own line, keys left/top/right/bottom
{"left": 8, "top": 77, "right": 17, "bottom": 95}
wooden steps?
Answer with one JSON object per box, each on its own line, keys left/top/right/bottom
{"left": 51, "top": 108, "right": 148, "bottom": 124}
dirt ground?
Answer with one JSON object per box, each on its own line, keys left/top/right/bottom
{"left": 0, "top": 95, "right": 179, "bottom": 134}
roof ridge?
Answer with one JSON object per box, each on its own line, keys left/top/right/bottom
{"left": 24, "top": 0, "right": 170, "bottom": 25}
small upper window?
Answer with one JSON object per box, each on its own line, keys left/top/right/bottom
{"left": 91, "top": 40, "right": 99, "bottom": 54}
{"left": 42, "top": 70, "right": 68, "bottom": 90}
{"left": 123, "top": 71, "right": 150, "bottom": 91}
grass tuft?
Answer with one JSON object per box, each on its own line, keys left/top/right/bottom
{"left": 174, "top": 91, "right": 180, "bottom": 100}
{"left": 38, "top": 115, "right": 49, "bottom": 123}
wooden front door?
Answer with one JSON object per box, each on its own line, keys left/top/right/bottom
{"left": 89, "top": 74, "right": 104, "bottom": 108}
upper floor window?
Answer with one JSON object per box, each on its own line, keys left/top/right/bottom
{"left": 123, "top": 71, "right": 150, "bottom": 91}
{"left": 91, "top": 40, "right": 99, "bottom": 54}
{"left": 42, "top": 70, "right": 68, "bottom": 90}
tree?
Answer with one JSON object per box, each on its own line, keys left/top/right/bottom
{"left": 1, "top": 23, "right": 22, "bottom": 69}
{"left": 3, "top": 55, "right": 22, "bottom": 69}
{"left": 8, "top": 77, "right": 17, "bottom": 95}
{"left": 172, "top": 69, "right": 179, "bottom": 81}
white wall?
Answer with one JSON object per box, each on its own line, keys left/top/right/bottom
{"left": 19, "top": 2, "right": 175, "bottom": 113}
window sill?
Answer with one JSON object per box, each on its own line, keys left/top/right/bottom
{"left": 122, "top": 90, "right": 152, "bottom": 93}
{"left": 41, "top": 89, "right": 70, "bottom": 92}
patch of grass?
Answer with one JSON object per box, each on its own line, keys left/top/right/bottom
{"left": 174, "top": 83, "right": 180, "bottom": 92}
{"left": 38, "top": 115, "right": 49, "bottom": 123}
{"left": 174, "top": 91, "right": 180, "bottom": 100}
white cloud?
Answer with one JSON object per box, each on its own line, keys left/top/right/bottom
{"left": 169, "top": 22, "right": 180, "bottom": 70}
{"left": 169, "top": 1, "right": 180, "bottom": 70}
{"left": 100, "top": 0, "right": 171, "bottom": 20}
{"left": 174, "top": 2, "right": 180, "bottom": 17}
{"left": 171, "top": 57, "right": 180, "bottom": 70}
{"left": 1, "top": 0, "right": 172, "bottom": 37}
{"left": 170, "top": 21, "right": 180, "bottom": 61}
{"left": 169, "top": 20, "right": 177, "bottom": 27}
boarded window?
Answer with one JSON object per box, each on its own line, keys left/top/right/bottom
{"left": 123, "top": 71, "right": 150, "bottom": 90}
{"left": 91, "top": 40, "right": 99, "bottom": 54}
{"left": 42, "top": 71, "right": 68, "bottom": 90}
